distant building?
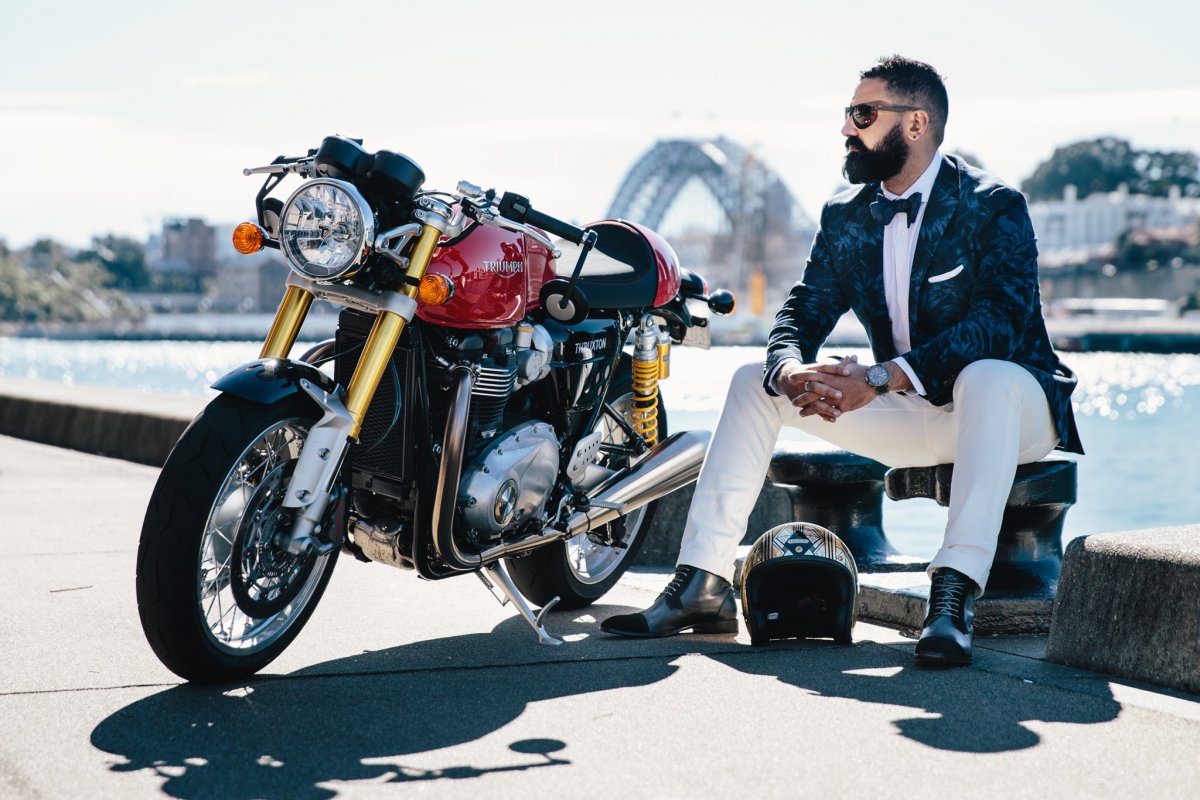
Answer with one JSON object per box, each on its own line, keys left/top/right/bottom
{"left": 214, "top": 252, "right": 290, "bottom": 313}
{"left": 1029, "top": 185, "right": 1200, "bottom": 266}
{"left": 148, "top": 218, "right": 217, "bottom": 276}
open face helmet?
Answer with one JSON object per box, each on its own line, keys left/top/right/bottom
{"left": 740, "top": 522, "right": 858, "bottom": 646}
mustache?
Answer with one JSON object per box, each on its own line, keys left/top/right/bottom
{"left": 845, "top": 136, "right": 865, "bottom": 152}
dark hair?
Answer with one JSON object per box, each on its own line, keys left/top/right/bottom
{"left": 860, "top": 55, "right": 949, "bottom": 145}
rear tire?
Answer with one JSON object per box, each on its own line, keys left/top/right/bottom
{"left": 136, "top": 394, "right": 340, "bottom": 683}
{"left": 506, "top": 357, "right": 667, "bottom": 609}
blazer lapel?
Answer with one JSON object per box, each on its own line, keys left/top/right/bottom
{"left": 908, "top": 156, "right": 960, "bottom": 332}
{"left": 847, "top": 189, "right": 895, "bottom": 360}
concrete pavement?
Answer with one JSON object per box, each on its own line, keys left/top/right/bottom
{"left": 1, "top": 434, "right": 1199, "bottom": 799}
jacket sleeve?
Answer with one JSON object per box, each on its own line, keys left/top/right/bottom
{"left": 902, "top": 191, "right": 1039, "bottom": 401}
{"left": 763, "top": 208, "right": 850, "bottom": 395}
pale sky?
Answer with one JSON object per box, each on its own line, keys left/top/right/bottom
{"left": 3, "top": 0, "right": 1198, "bottom": 248}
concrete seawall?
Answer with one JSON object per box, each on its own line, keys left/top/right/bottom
{"left": 0, "top": 378, "right": 202, "bottom": 467}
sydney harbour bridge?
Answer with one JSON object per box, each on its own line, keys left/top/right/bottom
{"left": 606, "top": 137, "right": 816, "bottom": 317}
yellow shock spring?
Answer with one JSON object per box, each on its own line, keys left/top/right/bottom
{"left": 631, "top": 318, "right": 661, "bottom": 445}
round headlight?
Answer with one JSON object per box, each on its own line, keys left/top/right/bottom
{"left": 279, "top": 179, "right": 375, "bottom": 280}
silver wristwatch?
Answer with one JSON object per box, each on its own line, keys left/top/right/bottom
{"left": 865, "top": 363, "right": 891, "bottom": 395}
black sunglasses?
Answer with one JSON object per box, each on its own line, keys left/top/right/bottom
{"left": 844, "top": 103, "right": 922, "bottom": 130}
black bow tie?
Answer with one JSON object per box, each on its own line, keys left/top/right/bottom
{"left": 870, "top": 192, "right": 923, "bottom": 227}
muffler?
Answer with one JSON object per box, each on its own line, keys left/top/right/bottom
{"left": 555, "top": 429, "right": 711, "bottom": 538}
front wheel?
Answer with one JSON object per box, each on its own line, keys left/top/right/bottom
{"left": 505, "top": 357, "right": 666, "bottom": 609}
{"left": 136, "top": 394, "right": 340, "bottom": 683}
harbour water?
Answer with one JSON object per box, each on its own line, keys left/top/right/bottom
{"left": 2, "top": 337, "right": 1197, "bottom": 560}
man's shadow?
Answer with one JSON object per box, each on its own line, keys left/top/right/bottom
{"left": 90, "top": 612, "right": 683, "bottom": 800}
{"left": 708, "top": 638, "right": 1121, "bottom": 752}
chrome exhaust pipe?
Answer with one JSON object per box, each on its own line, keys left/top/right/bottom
{"left": 556, "top": 429, "right": 710, "bottom": 538}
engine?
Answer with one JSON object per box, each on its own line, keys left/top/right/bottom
{"left": 445, "top": 316, "right": 622, "bottom": 540}
{"left": 457, "top": 421, "right": 560, "bottom": 536}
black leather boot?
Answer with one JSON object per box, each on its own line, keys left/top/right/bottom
{"left": 601, "top": 565, "right": 738, "bottom": 638}
{"left": 914, "top": 567, "right": 977, "bottom": 665}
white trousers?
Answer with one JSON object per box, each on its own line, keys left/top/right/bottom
{"left": 676, "top": 359, "right": 1059, "bottom": 595}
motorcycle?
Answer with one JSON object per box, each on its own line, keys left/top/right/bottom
{"left": 136, "top": 135, "right": 735, "bottom": 683}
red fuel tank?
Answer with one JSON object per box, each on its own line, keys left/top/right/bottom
{"left": 416, "top": 224, "right": 556, "bottom": 329}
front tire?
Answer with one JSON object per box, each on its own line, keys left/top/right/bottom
{"left": 506, "top": 357, "right": 667, "bottom": 609}
{"left": 136, "top": 394, "right": 339, "bottom": 683}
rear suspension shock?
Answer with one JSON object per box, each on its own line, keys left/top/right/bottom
{"left": 631, "top": 315, "right": 662, "bottom": 445}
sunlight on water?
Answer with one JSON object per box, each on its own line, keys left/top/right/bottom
{"left": 2, "top": 337, "right": 1198, "bottom": 557}
{"left": 0, "top": 339, "right": 261, "bottom": 396}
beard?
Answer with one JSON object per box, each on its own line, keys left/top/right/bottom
{"left": 842, "top": 123, "right": 909, "bottom": 184}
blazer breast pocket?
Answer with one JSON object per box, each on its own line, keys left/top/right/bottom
{"left": 927, "top": 264, "right": 965, "bottom": 283}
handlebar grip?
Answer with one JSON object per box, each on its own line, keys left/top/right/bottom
{"left": 499, "top": 192, "right": 587, "bottom": 244}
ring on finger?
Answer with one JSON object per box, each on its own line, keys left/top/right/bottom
{"left": 804, "top": 380, "right": 812, "bottom": 393}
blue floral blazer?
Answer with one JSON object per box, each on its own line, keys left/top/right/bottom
{"left": 764, "top": 154, "right": 1083, "bottom": 454}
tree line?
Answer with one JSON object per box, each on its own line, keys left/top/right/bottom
{"left": 1021, "top": 137, "right": 1199, "bottom": 201}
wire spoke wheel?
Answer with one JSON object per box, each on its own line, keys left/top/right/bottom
{"left": 563, "top": 393, "right": 649, "bottom": 585}
{"left": 199, "top": 419, "right": 328, "bottom": 653}
{"left": 137, "top": 394, "right": 341, "bottom": 683}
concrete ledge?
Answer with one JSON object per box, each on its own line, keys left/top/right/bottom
{"left": 0, "top": 378, "right": 201, "bottom": 467}
{"left": 858, "top": 572, "right": 1054, "bottom": 635}
{"left": 1047, "top": 527, "right": 1200, "bottom": 695}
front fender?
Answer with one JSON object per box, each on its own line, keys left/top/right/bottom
{"left": 211, "top": 358, "right": 340, "bottom": 406}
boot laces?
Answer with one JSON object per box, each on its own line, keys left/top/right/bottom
{"left": 658, "top": 566, "right": 693, "bottom": 601}
{"left": 930, "top": 572, "right": 970, "bottom": 616}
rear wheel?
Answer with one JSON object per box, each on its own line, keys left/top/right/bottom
{"left": 506, "top": 358, "right": 666, "bottom": 609}
{"left": 136, "top": 394, "right": 340, "bottom": 683}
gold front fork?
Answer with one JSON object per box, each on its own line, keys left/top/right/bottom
{"left": 343, "top": 223, "right": 443, "bottom": 439}
{"left": 260, "top": 285, "right": 314, "bottom": 360}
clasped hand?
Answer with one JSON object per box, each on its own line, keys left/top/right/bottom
{"left": 777, "top": 356, "right": 877, "bottom": 422}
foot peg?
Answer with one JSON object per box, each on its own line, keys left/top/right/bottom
{"left": 478, "top": 563, "right": 564, "bottom": 646}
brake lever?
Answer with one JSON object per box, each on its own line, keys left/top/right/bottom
{"left": 243, "top": 157, "right": 315, "bottom": 177}
{"left": 496, "top": 219, "right": 561, "bottom": 258}
{"left": 466, "top": 201, "right": 561, "bottom": 257}
{"left": 452, "top": 184, "right": 562, "bottom": 256}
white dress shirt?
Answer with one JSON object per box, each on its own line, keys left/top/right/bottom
{"left": 879, "top": 148, "right": 943, "bottom": 395}
{"left": 771, "top": 149, "right": 943, "bottom": 396}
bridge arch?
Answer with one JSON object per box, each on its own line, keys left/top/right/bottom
{"left": 606, "top": 137, "right": 812, "bottom": 235}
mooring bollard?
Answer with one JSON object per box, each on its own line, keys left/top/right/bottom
{"left": 766, "top": 445, "right": 925, "bottom": 572}
{"left": 884, "top": 458, "right": 1078, "bottom": 597}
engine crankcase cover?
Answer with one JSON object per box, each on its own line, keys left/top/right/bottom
{"left": 459, "top": 421, "right": 560, "bottom": 536}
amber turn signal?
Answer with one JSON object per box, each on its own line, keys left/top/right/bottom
{"left": 232, "top": 222, "right": 265, "bottom": 255}
{"left": 418, "top": 273, "right": 454, "bottom": 305}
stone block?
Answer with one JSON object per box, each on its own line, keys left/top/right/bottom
{"left": 1047, "top": 527, "right": 1200, "bottom": 695}
{"left": 858, "top": 572, "right": 1055, "bottom": 635}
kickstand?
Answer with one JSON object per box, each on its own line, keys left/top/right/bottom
{"left": 478, "top": 562, "right": 564, "bottom": 646}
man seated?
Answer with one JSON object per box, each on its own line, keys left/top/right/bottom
{"left": 602, "top": 55, "right": 1083, "bottom": 664}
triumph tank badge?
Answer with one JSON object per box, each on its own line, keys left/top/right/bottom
{"left": 481, "top": 260, "right": 524, "bottom": 277}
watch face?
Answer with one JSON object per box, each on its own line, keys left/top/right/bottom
{"left": 867, "top": 364, "right": 889, "bottom": 388}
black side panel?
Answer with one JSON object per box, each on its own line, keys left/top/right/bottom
{"left": 541, "top": 317, "right": 621, "bottom": 432}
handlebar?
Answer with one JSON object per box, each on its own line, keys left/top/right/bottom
{"left": 497, "top": 192, "right": 588, "bottom": 245}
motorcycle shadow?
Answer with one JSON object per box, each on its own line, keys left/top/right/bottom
{"left": 90, "top": 614, "right": 679, "bottom": 800}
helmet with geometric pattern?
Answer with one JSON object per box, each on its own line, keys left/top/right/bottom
{"left": 740, "top": 522, "right": 858, "bottom": 646}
